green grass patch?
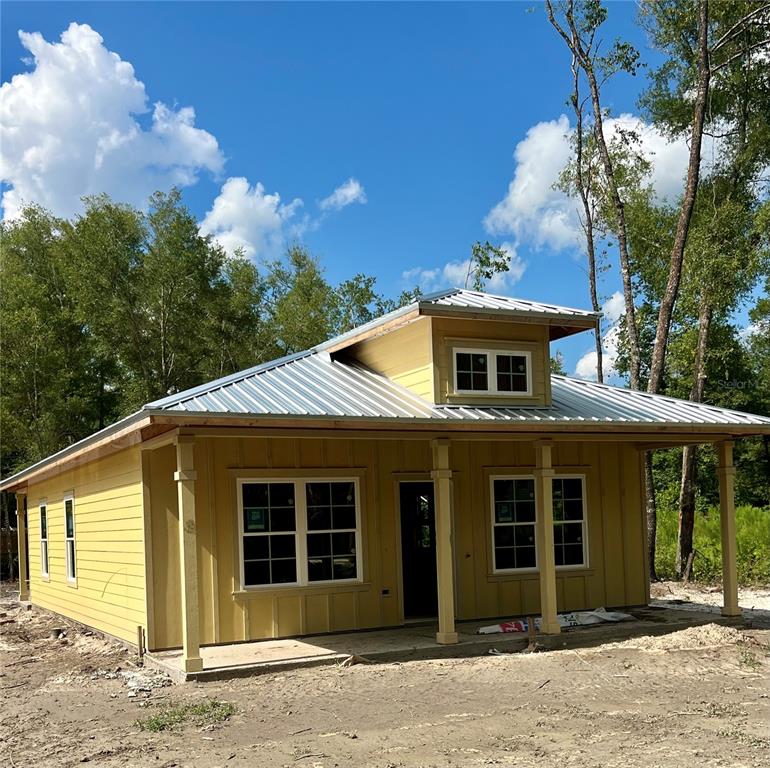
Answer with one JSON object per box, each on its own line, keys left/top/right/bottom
{"left": 655, "top": 501, "right": 770, "bottom": 585}
{"left": 136, "top": 699, "right": 236, "bottom": 732}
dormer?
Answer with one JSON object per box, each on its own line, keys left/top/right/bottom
{"left": 322, "top": 289, "right": 599, "bottom": 407}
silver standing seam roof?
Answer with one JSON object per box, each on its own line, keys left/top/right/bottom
{"left": 2, "top": 289, "right": 769, "bottom": 490}
{"left": 144, "top": 348, "right": 770, "bottom": 428}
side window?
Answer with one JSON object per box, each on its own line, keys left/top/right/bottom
{"left": 552, "top": 477, "right": 586, "bottom": 567}
{"left": 40, "top": 503, "right": 49, "bottom": 577}
{"left": 64, "top": 495, "right": 76, "bottom": 582}
{"left": 491, "top": 478, "right": 536, "bottom": 571}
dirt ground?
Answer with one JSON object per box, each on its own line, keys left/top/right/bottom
{"left": 1, "top": 586, "right": 769, "bottom": 768}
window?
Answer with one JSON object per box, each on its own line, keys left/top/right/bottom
{"left": 64, "top": 495, "right": 76, "bottom": 582}
{"left": 306, "top": 481, "right": 358, "bottom": 582}
{"left": 239, "top": 478, "right": 361, "bottom": 589}
{"left": 491, "top": 477, "right": 537, "bottom": 571}
{"left": 242, "top": 482, "right": 297, "bottom": 586}
{"left": 490, "top": 474, "right": 588, "bottom": 572}
{"left": 454, "top": 348, "right": 531, "bottom": 396}
{"left": 552, "top": 477, "right": 586, "bottom": 567}
{"left": 40, "top": 503, "right": 49, "bottom": 577}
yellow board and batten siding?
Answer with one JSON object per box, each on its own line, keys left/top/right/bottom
{"left": 24, "top": 447, "right": 147, "bottom": 644}
{"left": 146, "top": 435, "right": 648, "bottom": 651}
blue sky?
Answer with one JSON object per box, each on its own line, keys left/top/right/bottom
{"left": 2, "top": 2, "right": 674, "bottom": 374}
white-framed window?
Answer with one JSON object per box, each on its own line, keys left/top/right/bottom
{"left": 453, "top": 348, "right": 532, "bottom": 396}
{"left": 237, "top": 478, "right": 361, "bottom": 589}
{"left": 39, "top": 502, "right": 49, "bottom": 577}
{"left": 64, "top": 494, "right": 77, "bottom": 582}
{"left": 490, "top": 474, "right": 588, "bottom": 572}
{"left": 552, "top": 476, "right": 587, "bottom": 567}
{"left": 490, "top": 476, "right": 537, "bottom": 571}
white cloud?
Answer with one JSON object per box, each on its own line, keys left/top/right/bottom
{"left": 0, "top": 23, "right": 223, "bottom": 220}
{"left": 319, "top": 178, "right": 367, "bottom": 212}
{"left": 200, "top": 177, "right": 303, "bottom": 259}
{"left": 402, "top": 241, "right": 526, "bottom": 293}
{"left": 483, "top": 113, "right": 723, "bottom": 256}
{"left": 574, "top": 291, "right": 624, "bottom": 380}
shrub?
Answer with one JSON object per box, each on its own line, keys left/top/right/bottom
{"left": 656, "top": 502, "right": 770, "bottom": 586}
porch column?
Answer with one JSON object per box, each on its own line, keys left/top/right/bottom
{"left": 717, "top": 440, "right": 740, "bottom": 617}
{"left": 15, "top": 493, "right": 29, "bottom": 601}
{"left": 431, "top": 438, "right": 458, "bottom": 645}
{"left": 174, "top": 435, "right": 203, "bottom": 672}
{"left": 534, "top": 440, "right": 560, "bottom": 635}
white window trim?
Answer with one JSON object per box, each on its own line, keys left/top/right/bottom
{"left": 489, "top": 473, "right": 590, "bottom": 574}
{"left": 39, "top": 500, "right": 49, "bottom": 578}
{"left": 552, "top": 474, "right": 590, "bottom": 571}
{"left": 64, "top": 493, "right": 77, "bottom": 584}
{"left": 453, "top": 347, "right": 533, "bottom": 397}
{"left": 236, "top": 477, "right": 363, "bottom": 591}
{"left": 489, "top": 474, "right": 538, "bottom": 574}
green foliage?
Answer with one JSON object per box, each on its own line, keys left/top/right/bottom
{"left": 0, "top": 191, "right": 417, "bottom": 478}
{"left": 136, "top": 699, "right": 236, "bottom": 732}
{"left": 655, "top": 499, "right": 770, "bottom": 586}
{"left": 467, "top": 241, "right": 510, "bottom": 291}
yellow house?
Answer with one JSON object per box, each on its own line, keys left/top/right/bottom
{"left": 4, "top": 289, "right": 770, "bottom": 673}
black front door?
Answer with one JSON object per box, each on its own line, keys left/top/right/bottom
{"left": 399, "top": 482, "right": 437, "bottom": 619}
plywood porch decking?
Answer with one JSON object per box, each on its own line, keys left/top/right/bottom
{"left": 146, "top": 605, "right": 749, "bottom": 682}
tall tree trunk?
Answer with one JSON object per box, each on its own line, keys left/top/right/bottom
{"left": 676, "top": 298, "right": 713, "bottom": 577}
{"left": 647, "top": 0, "right": 711, "bottom": 396}
{"left": 645, "top": 453, "right": 658, "bottom": 581}
{"left": 570, "top": 51, "right": 603, "bottom": 382}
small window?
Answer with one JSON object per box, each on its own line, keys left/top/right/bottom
{"left": 40, "top": 503, "right": 49, "bottom": 577}
{"left": 553, "top": 477, "right": 586, "bottom": 567}
{"left": 454, "top": 348, "right": 531, "bottom": 396}
{"left": 241, "top": 482, "right": 298, "bottom": 586}
{"left": 64, "top": 496, "right": 76, "bottom": 582}
{"left": 306, "top": 481, "right": 358, "bottom": 582}
{"left": 491, "top": 477, "right": 536, "bottom": 571}
{"left": 455, "top": 352, "right": 488, "bottom": 392}
{"left": 496, "top": 354, "right": 528, "bottom": 393}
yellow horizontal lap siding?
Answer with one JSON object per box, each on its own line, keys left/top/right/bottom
{"left": 25, "top": 446, "right": 146, "bottom": 645}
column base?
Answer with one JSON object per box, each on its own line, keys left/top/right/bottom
{"left": 721, "top": 606, "right": 741, "bottom": 617}
{"left": 182, "top": 656, "right": 204, "bottom": 673}
{"left": 436, "top": 631, "right": 459, "bottom": 645}
{"left": 539, "top": 619, "right": 561, "bottom": 635}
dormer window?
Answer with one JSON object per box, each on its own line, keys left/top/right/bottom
{"left": 453, "top": 348, "right": 532, "bottom": 396}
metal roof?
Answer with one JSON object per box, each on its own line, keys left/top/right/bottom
{"left": 145, "top": 350, "right": 770, "bottom": 428}
{"left": 316, "top": 288, "right": 599, "bottom": 352}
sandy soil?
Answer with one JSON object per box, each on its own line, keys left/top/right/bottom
{"left": 1, "top": 591, "right": 769, "bottom": 768}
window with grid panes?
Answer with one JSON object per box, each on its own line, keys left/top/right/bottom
{"left": 491, "top": 477, "right": 537, "bottom": 570}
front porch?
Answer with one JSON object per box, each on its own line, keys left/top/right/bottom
{"left": 146, "top": 603, "right": 749, "bottom": 682}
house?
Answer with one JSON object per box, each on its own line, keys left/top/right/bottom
{"left": 4, "top": 288, "right": 770, "bottom": 673}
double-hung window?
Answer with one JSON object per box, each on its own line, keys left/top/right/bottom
{"left": 239, "top": 478, "right": 361, "bottom": 589}
{"left": 454, "top": 348, "right": 531, "bottom": 396}
{"left": 552, "top": 477, "right": 587, "bottom": 567}
{"left": 64, "top": 495, "right": 77, "bottom": 582}
{"left": 491, "top": 475, "right": 588, "bottom": 572}
{"left": 40, "top": 503, "right": 49, "bottom": 577}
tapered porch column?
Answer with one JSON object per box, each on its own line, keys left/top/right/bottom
{"left": 15, "top": 493, "right": 29, "bottom": 601}
{"left": 535, "top": 440, "right": 560, "bottom": 635}
{"left": 431, "top": 438, "right": 458, "bottom": 645}
{"left": 174, "top": 435, "right": 203, "bottom": 672}
{"left": 717, "top": 440, "right": 740, "bottom": 617}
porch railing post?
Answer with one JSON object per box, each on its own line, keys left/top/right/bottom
{"left": 535, "top": 440, "right": 560, "bottom": 635}
{"left": 174, "top": 435, "right": 203, "bottom": 672}
{"left": 717, "top": 440, "right": 740, "bottom": 617}
{"left": 431, "top": 438, "right": 458, "bottom": 645}
{"left": 15, "top": 493, "right": 29, "bottom": 601}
